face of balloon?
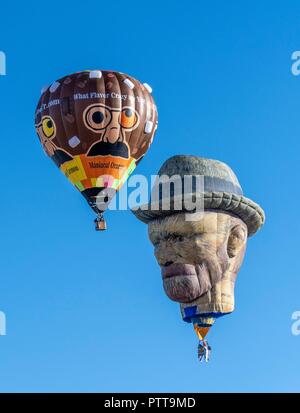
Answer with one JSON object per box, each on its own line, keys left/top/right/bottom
{"left": 34, "top": 70, "right": 158, "bottom": 207}
{"left": 148, "top": 211, "right": 247, "bottom": 304}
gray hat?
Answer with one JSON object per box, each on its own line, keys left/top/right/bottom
{"left": 132, "top": 155, "right": 265, "bottom": 236}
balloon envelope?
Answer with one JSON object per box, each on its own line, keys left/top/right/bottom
{"left": 35, "top": 70, "right": 158, "bottom": 218}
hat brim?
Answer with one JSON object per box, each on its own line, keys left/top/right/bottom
{"left": 131, "top": 191, "right": 265, "bottom": 237}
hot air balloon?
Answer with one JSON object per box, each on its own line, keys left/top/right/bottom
{"left": 35, "top": 70, "right": 158, "bottom": 230}
{"left": 132, "top": 155, "right": 265, "bottom": 361}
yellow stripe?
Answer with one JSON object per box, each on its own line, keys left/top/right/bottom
{"left": 60, "top": 156, "right": 87, "bottom": 184}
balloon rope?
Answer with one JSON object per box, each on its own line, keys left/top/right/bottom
{"left": 194, "top": 324, "right": 210, "bottom": 341}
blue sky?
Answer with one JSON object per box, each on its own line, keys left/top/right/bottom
{"left": 0, "top": 0, "right": 299, "bottom": 392}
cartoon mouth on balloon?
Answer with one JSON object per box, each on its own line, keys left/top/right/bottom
{"left": 161, "top": 263, "right": 212, "bottom": 303}
{"left": 87, "top": 141, "right": 129, "bottom": 158}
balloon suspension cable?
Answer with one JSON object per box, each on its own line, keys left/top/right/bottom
{"left": 194, "top": 324, "right": 211, "bottom": 363}
{"left": 94, "top": 212, "right": 107, "bottom": 231}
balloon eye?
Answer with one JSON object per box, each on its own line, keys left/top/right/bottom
{"left": 92, "top": 111, "right": 104, "bottom": 124}
{"left": 120, "top": 108, "right": 137, "bottom": 129}
{"left": 85, "top": 105, "right": 112, "bottom": 131}
{"left": 42, "top": 116, "right": 55, "bottom": 138}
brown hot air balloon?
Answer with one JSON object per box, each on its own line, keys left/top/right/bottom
{"left": 35, "top": 70, "right": 158, "bottom": 230}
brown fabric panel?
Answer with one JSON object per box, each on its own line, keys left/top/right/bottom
{"left": 134, "top": 85, "right": 158, "bottom": 162}
{"left": 115, "top": 71, "right": 138, "bottom": 157}
{"left": 59, "top": 75, "right": 81, "bottom": 156}
{"left": 126, "top": 75, "right": 146, "bottom": 155}
{"left": 48, "top": 76, "right": 68, "bottom": 153}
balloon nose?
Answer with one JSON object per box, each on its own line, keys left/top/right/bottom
{"left": 105, "top": 127, "right": 119, "bottom": 143}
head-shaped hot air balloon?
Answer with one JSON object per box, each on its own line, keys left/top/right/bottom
{"left": 132, "top": 155, "right": 265, "bottom": 361}
{"left": 35, "top": 70, "right": 158, "bottom": 230}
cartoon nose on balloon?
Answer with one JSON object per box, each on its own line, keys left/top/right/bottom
{"left": 104, "top": 126, "right": 120, "bottom": 143}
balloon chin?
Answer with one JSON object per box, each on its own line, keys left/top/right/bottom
{"left": 163, "top": 274, "right": 201, "bottom": 303}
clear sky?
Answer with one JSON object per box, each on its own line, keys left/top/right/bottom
{"left": 0, "top": 0, "right": 299, "bottom": 392}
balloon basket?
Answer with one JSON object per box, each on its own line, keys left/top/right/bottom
{"left": 95, "top": 215, "right": 107, "bottom": 231}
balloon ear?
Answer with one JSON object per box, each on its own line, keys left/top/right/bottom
{"left": 227, "top": 225, "right": 247, "bottom": 258}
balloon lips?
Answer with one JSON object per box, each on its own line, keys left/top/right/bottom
{"left": 34, "top": 70, "right": 158, "bottom": 230}
{"left": 132, "top": 155, "right": 265, "bottom": 360}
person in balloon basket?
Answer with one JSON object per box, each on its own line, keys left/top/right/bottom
{"left": 198, "top": 340, "right": 211, "bottom": 363}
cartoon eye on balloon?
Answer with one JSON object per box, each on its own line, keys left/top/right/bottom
{"left": 36, "top": 115, "right": 56, "bottom": 141}
{"left": 83, "top": 104, "right": 139, "bottom": 132}
{"left": 119, "top": 108, "right": 138, "bottom": 129}
{"left": 84, "top": 105, "right": 112, "bottom": 131}
{"left": 35, "top": 115, "right": 57, "bottom": 157}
